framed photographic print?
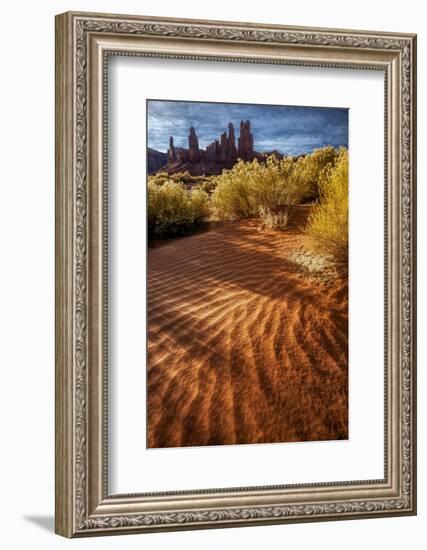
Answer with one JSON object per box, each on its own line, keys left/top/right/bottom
{"left": 55, "top": 11, "right": 417, "bottom": 537}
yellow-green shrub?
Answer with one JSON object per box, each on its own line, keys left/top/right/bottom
{"left": 305, "top": 149, "right": 348, "bottom": 262}
{"left": 149, "top": 172, "right": 217, "bottom": 192}
{"left": 148, "top": 171, "right": 183, "bottom": 186}
{"left": 210, "top": 148, "right": 341, "bottom": 221}
{"left": 292, "top": 146, "right": 340, "bottom": 202}
{"left": 211, "top": 155, "right": 304, "bottom": 220}
{"left": 194, "top": 176, "right": 219, "bottom": 194}
{"left": 147, "top": 179, "right": 209, "bottom": 238}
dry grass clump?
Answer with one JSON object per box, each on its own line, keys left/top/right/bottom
{"left": 287, "top": 248, "right": 339, "bottom": 285}
{"left": 258, "top": 206, "right": 291, "bottom": 231}
{"left": 305, "top": 148, "right": 348, "bottom": 263}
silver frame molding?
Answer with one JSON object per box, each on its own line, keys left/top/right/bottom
{"left": 55, "top": 11, "right": 417, "bottom": 538}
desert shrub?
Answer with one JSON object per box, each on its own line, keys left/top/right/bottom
{"left": 305, "top": 149, "right": 348, "bottom": 262}
{"left": 195, "top": 176, "right": 219, "bottom": 194}
{"left": 211, "top": 148, "right": 341, "bottom": 222}
{"left": 171, "top": 171, "right": 198, "bottom": 186}
{"left": 292, "top": 146, "right": 340, "bottom": 202}
{"left": 148, "top": 172, "right": 184, "bottom": 186}
{"left": 258, "top": 206, "right": 291, "bottom": 231}
{"left": 211, "top": 155, "right": 304, "bottom": 221}
{"left": 147, "top": 179, "right": 210, "bottom": 238}
{"left": 149, "top": 172, "right": 218, "bottom": 192}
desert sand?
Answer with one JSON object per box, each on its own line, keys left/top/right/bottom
{"left": 147, "top": 205, "right": 348, "bottom": 448}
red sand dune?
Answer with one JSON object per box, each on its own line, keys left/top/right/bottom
{"left": 147, "top": 205, "right": 348, "bottom": 448}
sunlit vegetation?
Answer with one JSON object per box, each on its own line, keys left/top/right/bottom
{"left": 292, "top": 146, "right": 340, "bottom": 202}
{"left": 211, "top": 147, "right": 342, "bottom": 220}
{"left": 149, "top": 171, "right": 217, "bottom": 190}
{"left": 147, "top": 179, "right": 209, "bottom": 238}
{"left": 211, "top": 155, "right": 302, "bottom": 220}
{"left": 147, "top": 146, "right": 348, "bottom": 260}
{"left": 305, "top": 148, "right": 348, "bottom": 263}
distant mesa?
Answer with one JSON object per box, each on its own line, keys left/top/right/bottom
{"left": 148, "top": 120, "right": 273, "bottom": 176}
{"left": 147, "top": 147, "right": 168, "bottom": 174}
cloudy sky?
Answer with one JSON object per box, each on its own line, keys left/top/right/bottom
{"left": 147, "top": 100, "right": 348, "bottom": 156}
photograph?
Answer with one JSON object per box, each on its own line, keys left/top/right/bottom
{"left": 146, "top": 99, "right": 349, "bottom": 448}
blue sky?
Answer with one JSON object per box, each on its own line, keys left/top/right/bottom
{"left": 147, "top": 100, "right": 348, "bottom": 156}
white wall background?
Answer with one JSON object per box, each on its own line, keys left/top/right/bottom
{"left": 0, "top": 1, "right": 423, "bottom": 548}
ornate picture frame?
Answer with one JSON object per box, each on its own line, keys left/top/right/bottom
{"left": 55, "top": 11, "right": 417, "bottom": 537}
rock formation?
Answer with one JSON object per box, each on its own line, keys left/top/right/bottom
{"left": 204, "top": 122, "right": 238, "bottom": 163}
{"left": 238, "top": 120, "right": 254, "bottom": 161}
{"left": 147, "top": 148, "right": 168, "bottom": 174}
{"left": 157, "top": 119, "right": 261, "bottom": 176}
{"left": 167, "top": 136, "right": 177, "bottom": 162}
{"left": 205, "top": 140, "right": 220, "bottom": 161}
{"left": 228, "top": 122, "right": 237, "bottom": 160}
{"left": 188, "top": 127, "right": 200, "bottom": 163}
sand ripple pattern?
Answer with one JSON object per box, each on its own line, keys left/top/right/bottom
{"left": 147, "top": 206, "right": 348, "bottom": 448}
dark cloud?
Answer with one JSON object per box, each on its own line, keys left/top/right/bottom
{"left": 147, "top": 100, "right": 348, "bottom": 155}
